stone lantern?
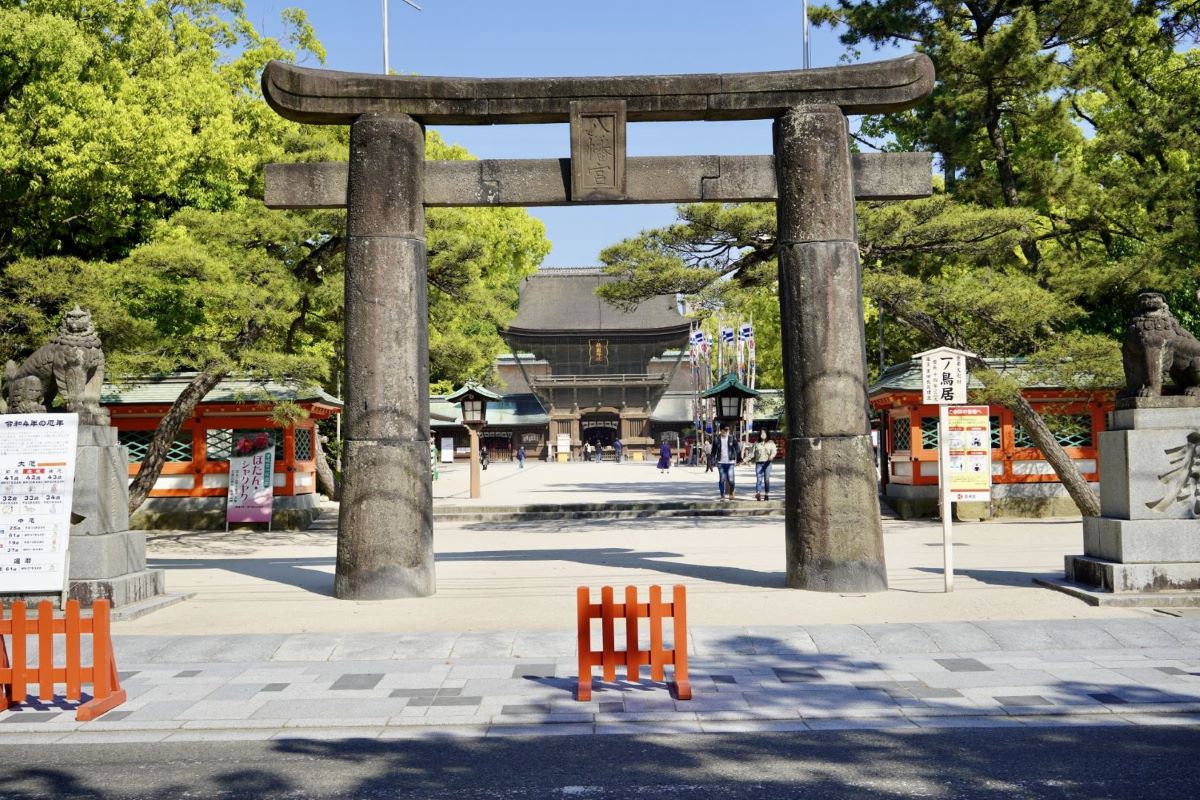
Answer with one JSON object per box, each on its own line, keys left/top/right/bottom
{"left": 446, "top": 382, "right": 501, "bottom": 499}
{"left": 702, "top": 373, "right": 760, "bottom": 433}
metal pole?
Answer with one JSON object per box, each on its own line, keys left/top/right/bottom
{"left": 801, "top": 0, "right": 811, "bottom": 69}
{"left": 382, "top": 0, "right": 389, "bottom": 74}
{"left": 939, "top": 403, "right": 954, "bottom": 592}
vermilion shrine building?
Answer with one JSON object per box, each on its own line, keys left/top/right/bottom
{"left": 101, "top": 373, "right": 341, "bottom": 529}
{"left": 871, "top": 359, "right": 1115, "bottom": 518}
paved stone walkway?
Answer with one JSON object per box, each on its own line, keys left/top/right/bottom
{"left": 3, "top": 617, "right": 1198, "bottom": 742}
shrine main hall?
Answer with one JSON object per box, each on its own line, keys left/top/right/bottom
{"left": 430, "top": 267, "right": 780, "bottom": 462}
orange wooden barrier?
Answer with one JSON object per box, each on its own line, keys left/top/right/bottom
{"left": 0, "top": 599, "right": 126, "bottom": 721}
{"left": 576, "top": 584, "right": 691, "bottom": 702}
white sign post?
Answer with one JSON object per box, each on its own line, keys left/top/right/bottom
{"left": 0, "top": 413, "right": 79, "bottom": 593}
{"left": 916, "top": 347, "right": 974, "bottom": 593}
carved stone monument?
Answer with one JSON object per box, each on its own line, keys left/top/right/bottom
{"left": 2, "top": 309, "right": 171, "bottom": 618}
{"left": 1039, "top": 293, "right": 1200, "bottom": 605}
{"left": 261, "top": 55, "right": 936, "bottom": 598}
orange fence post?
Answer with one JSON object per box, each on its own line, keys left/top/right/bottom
{"left": 576, "top": 586, "right": 593, "bottom": 701}
{"left": 65, "top": 601, "right": 82, "bottom": 701}
{"left": 670, "top": 584, "right": 691, "bottom": 700}
{"left": 624, "top": 585, "right": 640, "bottom": 683}
{"left": 575, "top": 584, "right": 690, "bottom": 703}
{"left": 77, "top": 600, "right": 126, "bottom": 721}
{"left": 37, "top": 600, "right": 54, "bottom": 701}
{"left": 11, "top": 602, "right": 26, "bottom": 708}
{"left": 0, "top": 603, "right": 14, "bottom": 711}
{"left": 0, "top": 600, "right": 126, "bottom": 722}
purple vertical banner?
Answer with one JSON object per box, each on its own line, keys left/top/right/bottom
{"left": 226, "top": 444, "right": 275, "bottom": 525}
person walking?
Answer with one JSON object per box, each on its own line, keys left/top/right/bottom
{"left": 710, "top": 424, "right": 741, "bottom": 500}
{"left": 594, "top": 440, "right": 603, "bottom": 463}
{"left": 752, "top": 430, "right": 777, "bottom": 501}
{"left": 480, "top": 444, "right": 489, "bottom": 470}
{"left": 656, "top": 438, "right": 672, "bottom": 474}
{"left": 430, "top": 437, "right": 440, "bottom": 481}
{"left": 613, "top": 438, "right": 623, "bottom": 463}
{"left": 583, "top": 441, "right": 591, "bottom": 462}
{"left": 516, "top": 445, "right": 526, "bottom": 469}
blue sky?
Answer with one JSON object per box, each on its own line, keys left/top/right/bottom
{"left": 244, "top": 0, "right": 909, "bottom": 265}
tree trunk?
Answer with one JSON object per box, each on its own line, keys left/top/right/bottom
{"left": 1005, "top": 392, "right": 1101, "bottom": 517}
{"left": 127, "top": 368, "right": 226, "bottom": 514}
{"left": 875, "top": 296, "right": 1101, "bottom": 517}
{"left": 314, "top": 432, "right": 340, "bottom": 501}
{"left": 985, "top": 93, "right": 1042, "bottom": 266}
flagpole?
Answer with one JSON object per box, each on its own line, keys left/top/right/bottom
{"left": 803, "top": 0, "right": 811, "bottom": 69}
{"left": 382, "top": 0, "right": 389, "bottom": 73}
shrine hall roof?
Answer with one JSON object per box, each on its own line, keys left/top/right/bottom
{"left": 505, "top": 269, "right": 689, "bottom": 334}
{"left": 869, "top": 358, "right": 1112, "bottom": 396}
{"left": 101, "top": 372, "right": 342, "bottom": 408}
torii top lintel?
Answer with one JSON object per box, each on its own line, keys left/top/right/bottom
{"left": 262, "top": 54, "right": 934, "bottom": 126}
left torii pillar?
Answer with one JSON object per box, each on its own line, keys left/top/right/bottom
{"left": 336, "top": 113, "right": 435, "bottom": 599}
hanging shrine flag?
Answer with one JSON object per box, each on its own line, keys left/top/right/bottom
{"left": 738, "top": 323, "right": 753, "bottom": 341}
{"left": 720, "top": 327, "right": 735, "bottom": 344}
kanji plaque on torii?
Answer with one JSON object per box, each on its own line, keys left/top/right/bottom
{"left": 262, "top": 54, "right": 936, "bottom": 600}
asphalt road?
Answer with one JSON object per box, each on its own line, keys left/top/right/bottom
{"left": 2, "top": 725, "right": 1198, "bottom": 799}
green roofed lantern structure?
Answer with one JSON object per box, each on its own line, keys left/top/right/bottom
{"left": 447, "top": 382, "right": 502, "bottom": 498}
{"left": 702, "top": 373, "right": 760, "bottom": 427}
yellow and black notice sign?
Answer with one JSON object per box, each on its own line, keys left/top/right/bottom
{"left": 588, "top": 340, "right": 609, "bottom": 365}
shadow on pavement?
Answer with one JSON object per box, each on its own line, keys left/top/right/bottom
{"left": 437, "top": 547, "right": 786, "bottom": 588}
{"left": 913, "top": 566, "right": 1059, "bottom": 588}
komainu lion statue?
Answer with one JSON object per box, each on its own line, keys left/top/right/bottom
{"left": 1122, "top": 292, "right": 1200, "bottom": 398}
{"left": 2, "top": 306, "right": 110, "bottom": 425}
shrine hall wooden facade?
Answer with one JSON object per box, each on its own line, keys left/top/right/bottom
{"left": 870, "top": 359, "right": 1115, "bottom": 518}
{"left": 498, "top": 268, "right": 692, "bottom": 460}
{"left": 101, "top": 373, "right": 342, "bottom": 529}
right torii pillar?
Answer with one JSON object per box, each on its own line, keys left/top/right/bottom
{"left": 775, "top": 104, "right": 888, "bottom": 592}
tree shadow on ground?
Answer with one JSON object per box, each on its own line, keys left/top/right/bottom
{"left": 148, "top": 543, "right": 786, "bottom": 595}
{"left": 913, "top": 566, "right": 1060, "bottom": 588}
{"left": 437, "top": 547, "right": 785, "bottom": 588}
{"left": 4, "top": 630, "right": 1200, "bottom": 798}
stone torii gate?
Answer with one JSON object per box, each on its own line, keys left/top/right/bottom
{"left": 262, "top": 54, "right": 935, "bottom": 600}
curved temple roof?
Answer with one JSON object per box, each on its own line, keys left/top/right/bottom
{"left": 262, "top": 54, "right": 935, "bottom": 126}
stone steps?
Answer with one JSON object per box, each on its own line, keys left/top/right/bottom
{"left": 433, "top": 499, "right": 784, "bottom": 523}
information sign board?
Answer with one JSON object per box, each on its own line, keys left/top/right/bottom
{"left": 919, "top": 348, "right": 969, "bottom": 405}
{"left": 0, "top": 413, "right": 78, "bottom": 592}
{"left": 227, "top": 446, "right": 275, "bottom": 526}
{"left": 946, "top": 406, "right": 992, "bottom": 502}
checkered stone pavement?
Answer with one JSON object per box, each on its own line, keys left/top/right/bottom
{"left": 1, "top": 618, "right": 1199, "bottom": 741}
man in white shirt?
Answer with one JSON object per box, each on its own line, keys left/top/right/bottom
{"left": 709, "top": 424, "right": 741, "bottom": 501}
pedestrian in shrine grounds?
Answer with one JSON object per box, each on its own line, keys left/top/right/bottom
{"left": 657, "top": 438, "right": 672, "bottom": 474}
{"left": 752, "top": 430, "right": 777, "bottom": 501}
{"left": 710, "top": 424, "right": 741, "bottom": 501}
{"left": 516, "top": 445, "right": 526, "bottom": 469}
{"left": 583, "top": 441, "right": 591, "bottom": 462}
{"left": 614, "top": 438, "right": 623, "bottom": 462}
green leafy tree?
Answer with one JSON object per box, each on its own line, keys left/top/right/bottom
{"left": 0, "top": 4, "right": 549, "bottom": 511}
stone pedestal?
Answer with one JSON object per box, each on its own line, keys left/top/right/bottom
{"left": 13, "top": 425, "right": 170, "bottom": 618}
{"left": 1038, "top": 399, "right": 1200, "bottom": 606}
{"left": 69, "top": 426, "right": 167, "bottom": 612}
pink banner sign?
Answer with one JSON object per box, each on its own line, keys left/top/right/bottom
{"left": 226, "top": 448, "right": 275, "bottom": 525}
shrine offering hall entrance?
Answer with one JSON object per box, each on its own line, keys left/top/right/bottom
{"left": 581, "top": 415, "right": 620, "bottom": 449}
{"left": 263, "top": 54, "right": 936, "bottom": 601}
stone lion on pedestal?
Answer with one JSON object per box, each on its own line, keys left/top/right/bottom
{"left": 2, "top": 306, "right": 110, "bottom": 425}
{"left": 1122, "top": 292, "right": 1200, "bottom": 398}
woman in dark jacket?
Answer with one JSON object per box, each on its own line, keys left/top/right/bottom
{"left": 656, "top": 440, "right": 672, "bottom": 473}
